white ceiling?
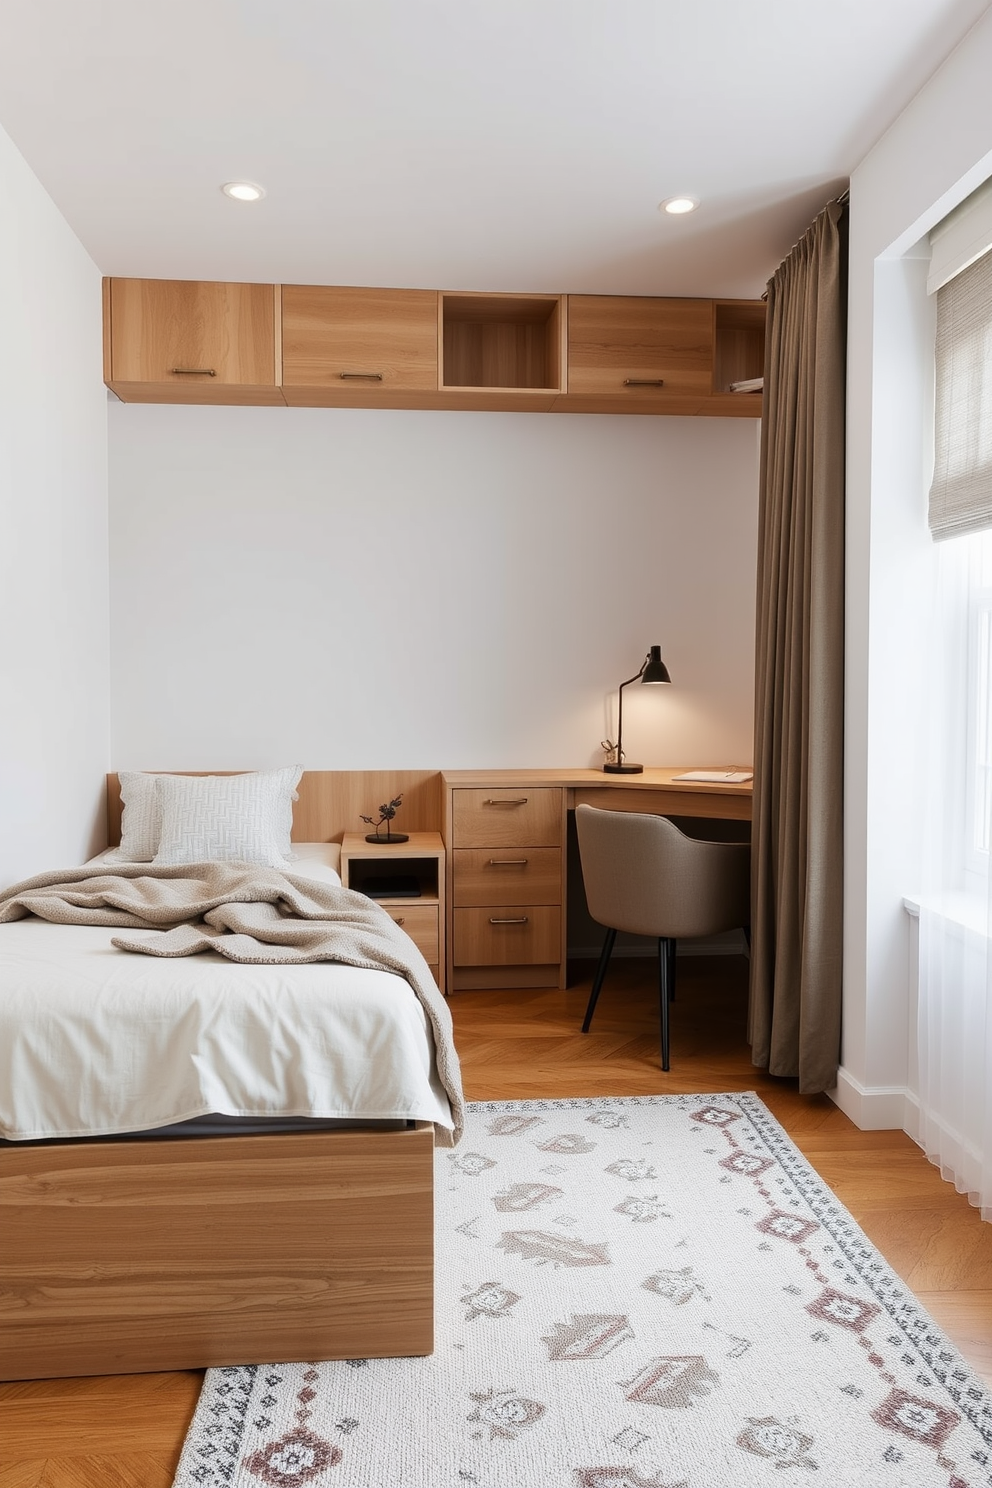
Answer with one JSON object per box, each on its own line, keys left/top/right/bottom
{"left": 0, "top": 0, "right": 988, "bottom": 299}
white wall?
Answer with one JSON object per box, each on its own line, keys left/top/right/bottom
{"left": 108, "top": 406, "right": 759, "bottom": 771}
{"left": 0, "top": 124, "right": 109, "bottom": 887}
{"left": 840, "top": 9, "right": 992, "bottom": 1128}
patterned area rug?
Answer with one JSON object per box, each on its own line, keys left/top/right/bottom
{"left": 172, "top": 1095, "right": 992, "bottom": 1488}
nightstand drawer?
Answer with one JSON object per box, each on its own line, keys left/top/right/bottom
{"left": 451, "top": 788, "right": 562, "bottom": 848}
{"left": 452, "top": 847, "right": 561, "bottom": 907}
{"left": 383, "top": 904, "right": 439, "bottom": 965}
{"left": 453, "top": 906, "right": 561, "bottom": 966}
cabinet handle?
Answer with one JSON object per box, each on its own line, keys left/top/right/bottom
{"left": 623, "top": 378, "right": 665, "bottom": 387}
{"left": 393, "top": 916, "right": 405, "bottom": 925}
{"left": 484, "top": 797, "right": 528, "bottom": 806}
{"left": 171, "top": 367, "right": 217, "bottom": 376}
{"left": 339, "top": 371, "right": 384, "bottom": 381}
{"left": 489, "top": 916, "right": 529, "bottom": 925}
{"left": 488, "top": 858, "right": 528, "bottom": 866}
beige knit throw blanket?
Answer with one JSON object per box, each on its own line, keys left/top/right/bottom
{"left": 0, "top": 861, "right": 464, "bottom": 1146}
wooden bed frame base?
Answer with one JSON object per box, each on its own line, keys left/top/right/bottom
{"left": 0, "top": 1123, "right": 435, "bottom": 1381}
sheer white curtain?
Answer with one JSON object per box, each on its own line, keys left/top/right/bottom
{"left": 918, "top": 530, "right": 992, "bottom": 1217}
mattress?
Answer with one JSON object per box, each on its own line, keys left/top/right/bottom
{"left": 0, "top": 843, "right": 453, "bottom": 1142}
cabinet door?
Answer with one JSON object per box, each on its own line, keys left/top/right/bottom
{"left": 282, "top": 286, "right": 438, "bottom": 406}
{"left": 563, "top": 295, "right": 713, "bottom": 412}
{"left": 106, "top": 279, "right": 282, "bottom": 404}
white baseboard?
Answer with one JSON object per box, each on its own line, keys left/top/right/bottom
{"left": 830, "top": 1066, "right": 920, "bottom": 1134}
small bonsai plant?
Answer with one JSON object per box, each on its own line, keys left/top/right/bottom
{"left": 360, "top": 795, "right": 409, "bottom": 844}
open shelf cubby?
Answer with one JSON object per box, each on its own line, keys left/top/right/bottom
{"left": 345, "top": 855, "right": 440, "bottom": 903}
{"left": 713, "top": 300, "right": 766, "bottom": 393}
{"left": 441, "top": 292, "right": 564, "bottom": 391}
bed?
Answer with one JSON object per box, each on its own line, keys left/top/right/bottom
{"left": 0, "top": 768, "right": 462, "bottom": 1381}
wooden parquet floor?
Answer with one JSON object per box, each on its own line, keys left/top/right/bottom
{"left": 3, "top": 953, "right": 992, "bottom": 1485}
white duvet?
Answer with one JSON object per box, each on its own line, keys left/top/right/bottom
{"left": 0, "top": 845, "right": 453, "bottom": 1141}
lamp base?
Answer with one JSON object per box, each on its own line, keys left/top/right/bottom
{"left": 603, "top": 762, "right": 644, "bottom": 774}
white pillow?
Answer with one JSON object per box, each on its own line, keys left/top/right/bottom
{"left": 152, "top": 767, "right": 303, "bottom": 868}
{"left": 116, "top": 770, "right": 171, "bottom": 861}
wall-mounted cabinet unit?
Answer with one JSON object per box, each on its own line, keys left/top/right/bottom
{"left": 103, "top": 279, "right": 283, "bottom": 405}
{"left": 281, "top": 286, "right": 439, "bottom": 408}
{"left": 438, "top": 293, "right": 565, "bottom": 411}
{"left": 103, "top": 278, "right": 764, "bottom": 418}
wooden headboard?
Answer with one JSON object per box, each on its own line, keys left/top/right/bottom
{"left": 106, "top": 770, "right": 443, "bottom": 846}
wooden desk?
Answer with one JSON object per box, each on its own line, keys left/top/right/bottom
{"left": 441, "top": 768, "right": 752, "bottom": 993}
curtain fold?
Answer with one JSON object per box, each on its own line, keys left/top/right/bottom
{"left": 749, "top": 199, "right": 847, "bottom": 1093}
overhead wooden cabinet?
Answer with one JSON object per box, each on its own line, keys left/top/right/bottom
{"left": 281, "top": 286, "right": 439, "bottom": 408}
{"left": 103, "top": 279, "right": 283, "bottom": 405}
{"left": 102, "top": 278, "right": 764, "bottom": 417}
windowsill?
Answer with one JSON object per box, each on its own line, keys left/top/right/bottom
{"left": 903, "top": 891, "right": 988, "bottom": 935}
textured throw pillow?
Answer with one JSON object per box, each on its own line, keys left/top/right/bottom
{"left": 152, "top": 767, "right": 303, "bottom": 868}
{"left": 116, "top": 771, "right": 171, "bottom": 861}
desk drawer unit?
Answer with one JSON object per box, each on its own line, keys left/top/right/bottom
{"left": 449, "top": 786, "right": 566, "bottom": 990}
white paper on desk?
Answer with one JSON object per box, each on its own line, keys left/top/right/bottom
{"left": 672, "top": 770, "right": 753, "bottom": 783}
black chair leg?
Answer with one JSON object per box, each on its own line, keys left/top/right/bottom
{"left": 582, "top": 926, "right": 617, "bottom": 1032}
{"left": 666, "top": 936, "right": 677, "bottom": 1001}
{"left": 658, "top": 936, "right": 673, "bottom": 1071}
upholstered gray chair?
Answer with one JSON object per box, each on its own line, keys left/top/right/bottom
{"left": 575, "top": 804, "right": 751, "bottom": 1071}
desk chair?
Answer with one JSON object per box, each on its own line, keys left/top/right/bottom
{"left": 575, "top": 804, "right": 751, "bottom": 1071}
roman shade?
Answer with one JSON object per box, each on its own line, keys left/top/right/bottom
{"left": 928, "top": 210, "right": 992, "bottom": 541}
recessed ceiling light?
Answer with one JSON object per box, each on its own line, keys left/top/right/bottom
{"left": 659, "top": 196, "right": 699, "bottom": 215}
{"left": 221, "top": 181, "right": 265, "bottom": 202}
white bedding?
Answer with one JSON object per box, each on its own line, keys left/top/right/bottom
{"left": 0, "top": 844, "right": 453, "bottom": 1142}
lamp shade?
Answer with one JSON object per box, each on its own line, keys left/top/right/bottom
{"left": 640, "top": 644, "right": 672, "bottom": 685}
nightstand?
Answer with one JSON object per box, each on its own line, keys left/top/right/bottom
{"left": 339, "top": 831, "right": 446, "bottom": 994}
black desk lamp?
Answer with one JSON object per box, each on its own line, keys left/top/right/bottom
{"left": 603, "top": 645, "right": 672, "bottom": 774}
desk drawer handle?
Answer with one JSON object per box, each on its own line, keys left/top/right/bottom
{"left": 489, "top": 916, "right": 529, "bottom": 925}
{"left": 488, "top": 858, "right": 528, "bottom": 866}
{"left": 484, "top": 797, "right": 528, "bottom": 806}
{"left": 393, "top": 916, "right": 405, "bottom": 926}
{"left": 339, "top": 371, "right": 384, "bottom": 381}
{"left": 623, "top": 378, "right": 665, "bottom": 387}
{"left": 171, "top": 367, "right": 216, "bottom": 376}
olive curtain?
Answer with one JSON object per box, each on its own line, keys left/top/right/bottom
{"left": 749, "top": 198, "right": 848, "bottom": 1093}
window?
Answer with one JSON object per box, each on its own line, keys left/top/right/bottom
{"left": 967, "top": 534, "right": 992, "bottom": 877}
{"left": 927, "top": 180, "right": 992, "bottom": 889}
